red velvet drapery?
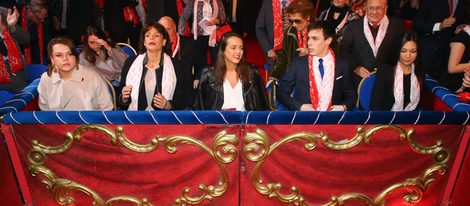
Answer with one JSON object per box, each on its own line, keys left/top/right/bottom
{"left": 1, "top": 124, "right": 468, "bottom": 205}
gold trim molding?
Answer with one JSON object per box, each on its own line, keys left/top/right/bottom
{"left": 243, "top": 125, "right": 449, "bottom": 206}
{"left": 28, "top": 125, "right": 238, "bottom": 205}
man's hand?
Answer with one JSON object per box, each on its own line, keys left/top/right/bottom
{"left": 300, "top": 104, "right": 315, "bottom": 111}
{"left": 6, "top": 7, "right": 19, "bottom": 27}
{"left": 439, "top": 16, "right": 456, "bottom": 30}
{"left": 296, "top": 47, "right": 308, "bottom": 56}
{"left": 267, "top": 49, "right": 278, "bottom": 60}
{"left": 329, "top": 105, "right": 346, "bottom": 111}
{"left": 193, "top": 79, "right": 200, "bottom": 89}
{"left": 354, "top": 66, "right": 371, "bottom": 78}
{"left": 265, "top": 77, "right": 278, "bottom": 88}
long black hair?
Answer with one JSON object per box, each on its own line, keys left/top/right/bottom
{"left": 396, "top": 31, "right": 423, "bottom": 85}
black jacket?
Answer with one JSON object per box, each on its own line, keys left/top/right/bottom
{"left": 118, "top": 54, "right": 183, "bottom": 110}
{"left": 277, "top": 56, "right": 356, "bottom": 111}
{"left": 195, "top": 66, "right": 270, "bottom": 110}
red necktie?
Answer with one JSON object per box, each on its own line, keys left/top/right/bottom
{"left": 449, "top": 0, "right": 453, "bottom": 15}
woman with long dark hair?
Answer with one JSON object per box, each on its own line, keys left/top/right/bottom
{"left": 370, "top": 31, "right": 423, "bottom": 111}
{"left": 196, "top": 32, "right": 269, "bottom": 110}
{"left": 79, "top": 26, "right": 128, "bottom": 85}
{"left": 119, "top": 22, "right": 179, "bottom": 111}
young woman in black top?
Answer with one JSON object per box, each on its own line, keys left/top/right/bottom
{"left": 370, "top": 31, "right": 423, "bottom": 111}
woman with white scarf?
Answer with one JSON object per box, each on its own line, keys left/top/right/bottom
{"left": 119, "top": 22, "right": 178, "bottom": 111}
{"left": 370, "top": 32, "right": 422, "bottom": 111}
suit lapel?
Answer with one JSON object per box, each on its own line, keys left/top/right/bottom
{"left": 358, "top": 21, "right": 376, "bottom": 61}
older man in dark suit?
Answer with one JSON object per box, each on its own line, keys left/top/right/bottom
{"left": 340, "top": 0, "right": 403, "bottom": 86}
{"left": 277, "top": 21, "right": 356, "bottom": 111}
{"left": 159, "top": 16, "right": 194, "bottom": 110}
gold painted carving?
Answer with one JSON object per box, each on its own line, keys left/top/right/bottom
{"left": 28, "top": 125, "right": 238, "bottom": 206}
{"left": 243, "top": 125, "right": 449, "bottom": 206}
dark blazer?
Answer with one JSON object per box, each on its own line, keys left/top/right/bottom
{"left": 222, "top": 0, "right": 249, "bottom": 33}
{"left": 255, "top": 0, "right": 275, "bottom": 56}
{"left": 146, "top": 0, "right": 180, "bottom": 24}
{"left": 370, "top": 64, "right": 423, "bottom": 111}
{"left": 171, "top": 35, "right": 194, "bottom": 109}
{"left": 340, "top": 16, "right": 403, "bottom": 84}
{"left": 413, "top": 0, "right": 465, "bottom": 76}
{"left": 196, "top": 66, "right": 270, "bottom": 110}
{"left": 277, "top": 56, "right": 356, "bottom": 111}
{"left": 118, "top": 54, "right": 183, "bottom": 110}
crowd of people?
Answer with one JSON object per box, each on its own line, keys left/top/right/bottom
{"left": 0, "top": 0, "right": 469, "bottom": 112}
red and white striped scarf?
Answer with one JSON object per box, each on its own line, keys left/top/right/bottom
{"left": 0, "top": 22, "right": 24, "bottom": 83}
{"left": 308, "top": 49, "right": 336, "bottom": 111}
{"left": 177, "top": 0, "right": 191, "bottom": 36}
{"left": 272, "top": 0, "right": 291, "bottom": 50}
{"left": 21, "top": 7, "right": 44, "bottom": 64}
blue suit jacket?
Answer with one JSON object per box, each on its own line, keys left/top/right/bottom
{"left": 277, "top": 56, "right": 357, "bottom": 111}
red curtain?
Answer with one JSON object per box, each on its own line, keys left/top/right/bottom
{"left": 0, "top": 128, "right": 23, "bottom": 206}
{"left": 3, "top": 124, "right": 468, "bottom": 205}
{"left": 9, "top": 125, "right": 240, "bottom": 206}
{"left": 240, "top": 125, "right": 465, "bottom": 205}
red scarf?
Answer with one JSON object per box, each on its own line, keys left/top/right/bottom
{"left": 21, "top": 7, "right": 44, "bottom": 64}
{"left": 95, "top": 0, "right": 105, "bottom": 9}
{"left": 297, "top": 30, "right": 307, "bottom": 49}
{"left": 177, "top": 0, "right": 191, "bottom": 36}
{"left": 308, "top": 49, "right": 335, "bottom": 110}
{"left": 0, "top": 22, "right": 24, "bottom": 83}
{"left": 272, "top": 0, "right": 291, "bottom": 50}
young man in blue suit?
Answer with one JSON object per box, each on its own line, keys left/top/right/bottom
{"left": 277, "top": 21, "right": 356, "bottom": 111}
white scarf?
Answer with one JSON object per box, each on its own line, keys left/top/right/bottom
{"left": 392, "top": 63, "right": 420, "bottom": 111}
{"left": 126, "top": 53, "right": 177, "bottom": 111}
{"left": 363, "top": 15, "right": 389, "bottom": 57}
{"left": 309, "top": 50, "right": 336, "bottom": 111}
{"left": 193, "top": 0, "right": 218, "bottom": 47}
{"left": 322, "top": 9, "right": 349, "bottom": 34}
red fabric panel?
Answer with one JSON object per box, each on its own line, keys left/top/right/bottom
{"left": 244, "top": 35, "right": 267, "bottom": 68}
{"left": 0, "top": 129, "right": 23, "bottom": 206}
{"left": 241, "top": 125, "right": 464, "bottom": 205}
{"left": 450, "top": 126, "right": 470, "bottom": 205}
{"left": 10, "top": 125, "right": 240, "bottom": 206}
{"left": 422, "top": 90, "right": 453, "bottom": 111}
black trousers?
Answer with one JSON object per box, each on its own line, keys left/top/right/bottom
{"left": 192, "top": 35, "right": 218, "bottom": 80}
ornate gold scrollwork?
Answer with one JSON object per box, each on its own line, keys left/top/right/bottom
{"left": 243, "top": 125, "right": 449, "bottom": 206}
{"left": 27, "top": 125, "right": 238, "bottom": 206}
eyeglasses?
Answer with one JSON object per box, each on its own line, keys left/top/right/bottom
{"left": 288, "top": 19, "right": 303, "bottom": 24}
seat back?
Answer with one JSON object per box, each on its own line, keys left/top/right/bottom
{"left": 356, "top": 72, "right": 377, "bottom": 111}
{"left": 26, "top": 64, "right": 48, "bottom": 83}
{"left": 104, "top": 80, "right": 117, "bottom": 110}
{"left": 0, "top": 90, "right": 16, "bottom": 106}
{"left": 117, "top": 42, "right": 137, "bottom": 57}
